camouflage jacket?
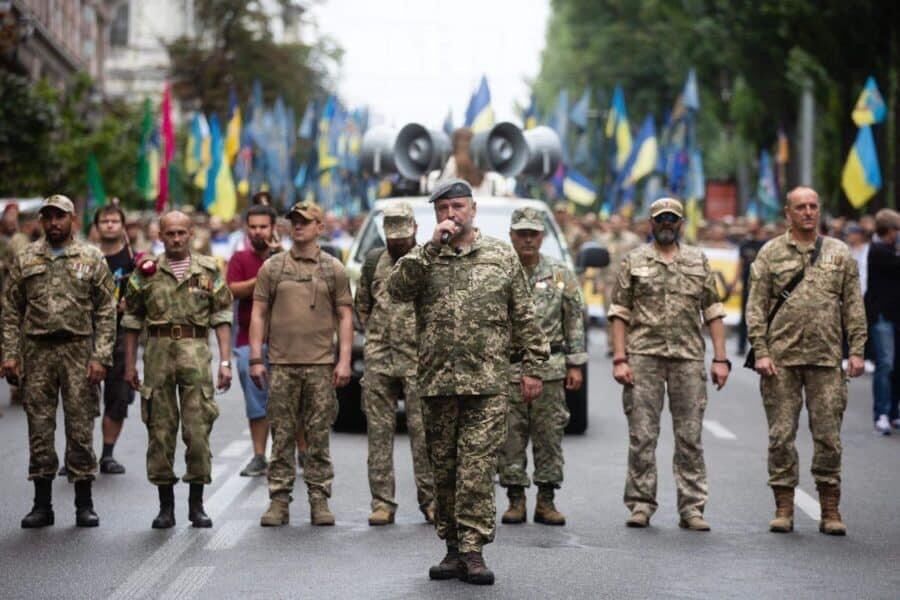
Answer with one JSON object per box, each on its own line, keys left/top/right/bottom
{"left": 746, "top": 232, "right": 866, "bottom": 367}
{"left": 387, "top": 231, "right": 549, "bottom": 396}
{"left": 355, "top": 248, "right": 417, "bottom": 378}
{"left": 511, "top": 254, "right": 586, "bottom": 382}
{"left": 121, "top": 253, "right": 233, "bottom": 332}
{"left": 608, "top": 243, "right": 726, "bottom": 361}
{"left": 2, "top": 238, "right": 116, "bottom": 366}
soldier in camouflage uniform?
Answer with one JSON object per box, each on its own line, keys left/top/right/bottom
{"left": 499, "top": 207, "right": 586, "bottom": 527}
{"left": 122, "top": 210, "right": 233, "bottom": 530}
{"left": 354, "top": 202, "right": 435, "bottom": 526}
{"left": 609, "top": 198, "right": 730, "bottom": 531}
{"left": 387, "top": 179, "right": 548, "bottom": 586}
{"left": 2, "top": 195, "right": 116, "bottom": 528}
{"left": 747, "top": 186, "right": 866, "bottom": 536}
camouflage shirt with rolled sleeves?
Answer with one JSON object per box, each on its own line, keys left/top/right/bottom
{"left": 354, "top": 249, "right": 417, "bottom": 378}
{"left": 608, "top": 243, "right": 726, "bottom": 360}
{"left": 387, "top": 231, "right": 549, "bottom": 396}
{"left": 2, "top": 239, "right": 116, "bottom": 366}
{"left": 510, "top": 254, "right": 586, "bottom": 382}
{"left": 746, "top": 232, "right": 866, "bottom": 367}
{"left": 121, "top": 253, "right": 233, "bottom": 331}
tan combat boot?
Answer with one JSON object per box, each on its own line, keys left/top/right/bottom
{"left": 817, "top": 483, "right": 847, "bottom": 536}
{"left": 421, "top": 503, "right": 435, "bottom": 524}
{"left": 501, "top": 486, "right": 526, "bottom": 524}
{"left": 260, "top": 497, "right": 290, "bottom": 527}
{"left": 769, "top": 486, "right": 794, "bottom": 533}
{"left": 368, "top": 506, "right": 395, "bottom": 526}
{"left": 625, "top": 510, "right": 650, "bottom": 528}
{"left": 534, "top": 486, "right": 566, "bottom": 526}
{"left": 678, "top": 515, "right": 711, "bottom": 531}
{"left": 310, "top": 494, "right": 335, "bottom": 526}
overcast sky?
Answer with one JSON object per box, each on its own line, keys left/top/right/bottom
{"left": 306, "top": 0, "right": 550, "bottom": 129}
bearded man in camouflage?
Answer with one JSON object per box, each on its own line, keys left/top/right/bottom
{"left": 122, "top": 210, "right": 233, "bottom": 530}
{"left": 354, "top": 201, "right": 435, "bottom": 526}
{"left": 388, "top": 179, "right": 548, "bottom": 586}
{"left": 747, "top": 186, "right": 866, "bottom": 536}
{"left": 499, "top": 207, "right": 586, "bottom": 527}
{"left": 2, "top": 195, "right": 116, "bottom": 529}
{"left": 609, "top": 197, "right": 730, "bottom": 532}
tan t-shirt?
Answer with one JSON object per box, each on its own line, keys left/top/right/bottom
{"left": 254, "top": 244, "right": 352, "bottom": 365}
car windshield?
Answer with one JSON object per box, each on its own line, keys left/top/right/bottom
{"left": 353, "top": 203, "right": 566, "bottom": 264}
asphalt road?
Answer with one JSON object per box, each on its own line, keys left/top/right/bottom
{"left": 0, "top": 331, "right": 897, "bottom": 599}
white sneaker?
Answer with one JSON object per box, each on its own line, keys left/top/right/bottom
{"left": 875, "top": 414, "right": 891, "bottom": 436}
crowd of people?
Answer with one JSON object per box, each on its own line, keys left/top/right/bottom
{"left": 0, "top": 184, "right": 896, "bottom": 587}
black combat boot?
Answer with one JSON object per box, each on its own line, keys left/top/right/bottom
{"left": 21, "top": 479, "right": 54, "bottom": 528}
{"left": 74, "top": 480, "right": 99, "bottom": 527}
{"left": 428, "top": 544, "right": 463, "bottom": 580}
{"left": 152, "top": 484, "right": 176, "bottom": 529}
{"left": 459, "top": 551, "right": 495, "bottom": 585}
{"left": 188, "top": 483, "right": 212, "bottom": 528}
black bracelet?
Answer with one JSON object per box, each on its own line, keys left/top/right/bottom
{"left": 712, "top": 358, "right": 732, "bottom": 371}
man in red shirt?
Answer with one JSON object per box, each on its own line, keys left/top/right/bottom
{"left": 226, "top": 204, "right": 280, "bottom": 476}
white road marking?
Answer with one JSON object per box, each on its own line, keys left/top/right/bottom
{"left": 205, "top": 519, "right": 255, "bottom": 550}
{"left": 702, "top": 419, "right": 738, "bottom": 440}
{"left": 794, "top": 488, "right": 821, "bottom": 521}
{"left": 218, "top": 439, "right": 252, "bottom": 459}
{"left": 107, "top": 454, "right": 255, "bottom": 600}
{"left": 158, "top": 566, "right": 216, "bottom": 600}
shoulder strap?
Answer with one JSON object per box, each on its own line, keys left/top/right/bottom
{"left": 318, "top": 250, "right": 336, "bottom": 302}
{"left": 764, "top": 236, "right": 823, "bottom": 328}
{"left": 361, "top": 248, "right": 385, "bottom": 297}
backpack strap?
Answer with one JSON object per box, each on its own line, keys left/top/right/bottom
{"left": 317, "top": 250, "right": 336, "bottom": 305}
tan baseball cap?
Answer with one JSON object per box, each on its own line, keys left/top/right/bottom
{"left": 382, "top": 201, "right": 415, "bottom": 239}
{"left": 510, "top": 206, "right": 545, "bottom": 231}
{"left": 288, "top": 200, "right": 324, "bottom": 222}
{"left": 649, "top": 197, "right": 684, "bottom": 218}
{"left": 40, "top": 194, "right": 75, "bottom": 215}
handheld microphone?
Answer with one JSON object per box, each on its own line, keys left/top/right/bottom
{"left": 440, "top": 230, "right": 451, "bottom": 244}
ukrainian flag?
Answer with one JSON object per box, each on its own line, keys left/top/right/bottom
{"left": 224, "top": 88, "right": 242, "bottom": 165}
{"left": 563, "top": 168, "right": 597, "bottom": 207}
{"left": 605, "top": 85, "right": 632, "bottom": 170}
{"left": 619, "top": 116, "right": 658, "bottom": 186}
{"left": 851, "top": 76, "right": 886, "bottom": 127}
{"left": 464, "top": 75, "right": 494, "bottom": 133}
{"left": 841, "top": 125, "right": 881, "bottom": 208}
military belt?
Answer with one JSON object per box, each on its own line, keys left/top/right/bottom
{"left": 30, "top": 331, "right": 86, "bottom": 341}
{"left": 148, "top": 324, "right": 208, "bottom": 340}
{"left": 510, "top": 344, "right": 565, "bottom": 363}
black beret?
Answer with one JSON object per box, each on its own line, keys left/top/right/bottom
{"left": 428, "top": 178, "right": 473, "bottom": 203}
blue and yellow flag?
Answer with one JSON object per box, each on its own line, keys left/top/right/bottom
{"left": 224, "top": 88, "right": 241, "bottom": 165}
{"left": 522, "top": 95, "right": 538, "bottom": 130}
{"left": 619, "top": 115, "right": 658, "bottom": 187}
{"left": 841, "top": 125, "right": 881, "bottom": 208}
{"left": 464, "top": 75, "right": 494, "bottom": 133}
{"left": 851, "top": 76, "right": 886, "bottom": 127}
{"left": 605, "top": 85, "right": 632, "bottom": 170}
{"left": 563, "top": 168, "right": 597, "bottom": 207}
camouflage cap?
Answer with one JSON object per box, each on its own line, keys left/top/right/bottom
{"left": 288, "top": 200, "right": 324, "bottom": 222}
{"left": 382, "top": 201, "right": 416, "bottom": 239}
{"left": 649, "top": 197, "right": 684, "bottom": 218}
{"left": 40, "top": 194, "right": 75, "bottom": 215}
{"left": 429, "top": 178, "right": 473, "bottom": 203}
{"left": 510, "top": 206, "right": 545, "bottom": 231}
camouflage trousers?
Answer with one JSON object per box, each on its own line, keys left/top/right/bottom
{"left": 761, "top": 365, "right": 846, "bottom": 488}
{"left": 267, "top": 364, "right": 337, "bottom": 501}
{"left": 140, "top": 338, "right": 219, "bottom": 486}
{"left": 499, "top": 379, "right": 569, "bottom": 489}
{"left": 22, "top": 336, "right": 99, "bottom": 482}
{"left": 363, "top": 372, "right": 434, "bottom": 512}
{"left": 423, "top": 393, "right": 507, "bottom": 553}
{"left": 622, "top": 355, "right": 708, "bottom": 518}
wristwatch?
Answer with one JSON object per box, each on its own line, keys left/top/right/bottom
{"left": 712, "top": 358, "right": 732, "bottom": 371}
{"left": 220, "top": 360, "right": 232, "bottom": 368}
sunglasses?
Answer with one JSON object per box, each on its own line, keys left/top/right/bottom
{"left": 653, "top": 213, "right": 681, "bottom": 224}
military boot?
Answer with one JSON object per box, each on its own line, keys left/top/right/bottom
{"left": 188, "top": 483, "right": 213, "bottom": 528}
{"left": 459, "top": 551, "right": 495, "bottom": 586}
{"left": 260, "top": 496, "right": 290, "bottom": 527}
{"left": 309, "top": 493, "right": 335, "bottom": 526}
{"left": 501, "top": 486, "right": 526, "bottom": 524}
{"left": 421, "top": 502, "right": 435, "bottom": 524}
{"left": 534, "top": 485, "right": 566, "bottom": 526}
{"left": 817, "top": 483, "right": 847, "bottom": 536}
{"left": 428, "top": 544, "right": 463, "bottom": 580}
{"left": 151, "top": 484, "right": 176, "bottom": 529}
{"left": 21, "top": 479, "right": 54, "bottom": 529}
{"left": 74, "top": 480, "right": 99, "bottom": 527}
{"left": 769, "top": 486, "right": 794, "bottom": 533}
{"left": 368, "top": 506, "right": 395, "bottom": 526}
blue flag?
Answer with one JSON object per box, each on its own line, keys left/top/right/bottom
{"left": 569, "top": 87, "right": 590, "bottom": 130}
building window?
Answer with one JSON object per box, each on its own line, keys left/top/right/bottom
{"left": 110, "top": 2, "right": 128, "bottom": 47}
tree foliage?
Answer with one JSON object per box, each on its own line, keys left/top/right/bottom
{"left": 534, "top": 0, "right": 900, "bottom": 212}
{"left": 166, "top": 0, "right": 341, "bottom": 118}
